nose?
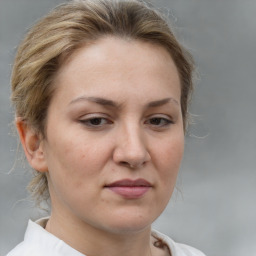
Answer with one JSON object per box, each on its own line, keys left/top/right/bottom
{"left": 113, "top": 124, "right": 151, "bottom": 169}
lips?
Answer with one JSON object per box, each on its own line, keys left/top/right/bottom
{"left": 105, "top": 179, "right": 152, "bottom": 199}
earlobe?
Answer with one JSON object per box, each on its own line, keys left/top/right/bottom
{"left": 16, "top": 118, "right": 48, "bottom": 173}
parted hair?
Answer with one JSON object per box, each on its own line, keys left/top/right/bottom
{"left": 11, "top": 0, "right": 194, "bottom": 205}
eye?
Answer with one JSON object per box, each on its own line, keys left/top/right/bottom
{"left": 79, "top": 116, "right": 112, "bottom": 128}
{"left": 145, "top": 116, "right": 173, "bottom": 128}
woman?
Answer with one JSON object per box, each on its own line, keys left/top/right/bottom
{"left": 7, "top": 0, "right": 206, "bottom": 255}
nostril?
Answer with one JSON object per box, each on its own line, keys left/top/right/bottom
{"left": 119, "top": 161, "right": 145, "bottom": 169}
{"left": 120, "top": 161, "right": 130, "bottom": 167}
{"left": 113, "top": 141, "right": 151, "bottom": 169}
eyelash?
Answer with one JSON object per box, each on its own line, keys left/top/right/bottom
{"left": 79, "top": 117, "right": 112, "bottom": 128}
{"left": 145, "top": 117, "right": 173, "bottom": 127}
{"left": 79, "top": 116, "right": 173, "bottom": 129}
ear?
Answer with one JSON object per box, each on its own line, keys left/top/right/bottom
{"left": 16, "top": 118, "right": 48, "bottom": 173}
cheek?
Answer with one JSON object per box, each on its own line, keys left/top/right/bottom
{"left": 155, "top": 135, "right": 184, "bottom": 183}
{"left": 45, "top": 140, "right": 105, "bottom": 205}
{"left": 50, "top": 140, "right": 108, "bottom": 179}
{"left": 149, "top": 135, "right": 184, "bottom": 216}
{"left": 45, "top": 130, "right": 116, "bottom": 198}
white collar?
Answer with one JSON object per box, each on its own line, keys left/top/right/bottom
{"left": 24, "top": 218, "right": 85, "bottom": 256}
{"left": 21, "top": 218, "right": 203, "bottom": 256}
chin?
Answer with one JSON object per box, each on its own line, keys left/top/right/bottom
{"left": 104, "top": 222, "right": 152, "bottom": 235}
{"left": 98, "top": 211, "right": 157, "bottom": 235}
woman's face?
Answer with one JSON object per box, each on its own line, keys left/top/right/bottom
{"left": 42, "top": 37, "right": 184, "bottom": 234}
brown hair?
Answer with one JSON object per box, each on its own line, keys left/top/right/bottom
{"left": 11, "top": 0, "right": 194, "bottom": 204}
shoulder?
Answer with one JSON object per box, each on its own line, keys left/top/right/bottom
{"left": 6, "top": 238, "right": 47, "bottom": 256}
{"left": 6, "top": 232, "right": 47, "bottom": 256}
{"left": 6, "top": 220, "right": 43, "bottom": 256}
{"left": 6, "top": 218, "right": 84, "bottom": 256}
{"left": 6, "top": 243, "right": 33, "bottom": 256}
{"left": 6, "top": 219, "right": 47, "bottom": 256}
{"left": 152, "top": 230, "right": 206, "bottom": 256}
{"left": 6, "top": 219, "right": 49, "bottom": 256}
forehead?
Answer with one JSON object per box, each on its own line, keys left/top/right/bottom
{"left": 52, "top": 37, "right": 181, "bottom": 104}
{"left": 62, "top": 36, "right": 175, "bottom": 64}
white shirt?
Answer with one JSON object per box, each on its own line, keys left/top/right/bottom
{"left": 7, "top": 218, "right": 206, "bottom": 256}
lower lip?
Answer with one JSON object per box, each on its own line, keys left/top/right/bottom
{"left": 107, "top": 186, "right": 151, "bottom": 199}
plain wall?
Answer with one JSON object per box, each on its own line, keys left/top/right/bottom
{"left": 1, "top": 1, "right": 256, "bottom": 255}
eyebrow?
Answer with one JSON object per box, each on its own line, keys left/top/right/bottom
{"left": 69, "top": 96, "right": 121, "bottom": 108}
{"left": 69, "top": 96, "right": 179, "bottom": 108}
{"left": 146, "top": 97, "right": 179, "bottom": 108}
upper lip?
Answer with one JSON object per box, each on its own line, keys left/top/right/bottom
{"left": 105, "top": 179, "right": 152, "bottom": 187}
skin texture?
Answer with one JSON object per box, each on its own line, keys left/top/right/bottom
{"left": 17, "top": 37, "right": 184, "bottom": 256}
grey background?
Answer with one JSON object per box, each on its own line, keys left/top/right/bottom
{"left": 1, "top": 0, "right": 256, "bottom": 256}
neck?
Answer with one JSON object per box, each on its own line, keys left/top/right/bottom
{"left": 46, "top": 210, "right": 153, "bottom": 256}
